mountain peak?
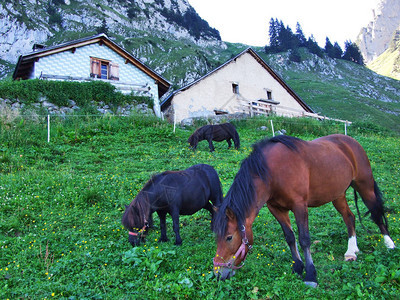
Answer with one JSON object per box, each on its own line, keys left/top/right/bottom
{"left": 357, "top": 0, "right": 400, "bottom": 63}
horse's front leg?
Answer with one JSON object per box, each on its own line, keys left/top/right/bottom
{"left": 157, "top": 211, "right": 169, "bottom": 242}
{"left": 332, "top": 196, "right": 359, "bottom": 261}
{"left": 293, "top": 206, "right": 317, "bottom": 287}
{"left": 267, "top": 203, "right": 304, "bottom": 275}
{"left": 170, "top": 210, "right": 182, "bottom": 245}
{"left": 226, "top": 139, "right": 232, "bottom": 149}
{"left": 207, "top": 138, "right": 215, "bottom": 152}
{"left": 204, "top": 201, "right": 215, "bottom": 230}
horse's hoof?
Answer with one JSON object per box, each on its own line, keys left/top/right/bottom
{"left": 384, "top": 235, "right": 396, "bottom": 249}
{"left": 304, "top": 281, "right": 318, "bottom": 288}
{"left": 345, "top": 255, "right": 357, "bottom": 261}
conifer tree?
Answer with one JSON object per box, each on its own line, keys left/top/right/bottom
{"left": 324, "top": 37, "right": 335, "bottom": 58}
{"left": 270, "top": 18, "right": 279, "bottom": 50}
{"left": 295, "top": 22, "right": 307, "bottom": 47}
{"left": 332, "top": 42, "right": 343, "bottom": 59}
{"left": 307, "top": 35, "right": 324, "bottom": 58}
{"left": 343, "top": 40, "right": 364, "bottom": 64}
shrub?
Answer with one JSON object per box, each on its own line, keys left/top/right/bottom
{"left": 0, "top": 79, "right": 151, "bottom": 110}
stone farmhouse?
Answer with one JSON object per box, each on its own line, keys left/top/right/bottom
{"left": 12, "top": 34, "right": 171, "bottom": 117}
{"left": 161, "top": 48, "right": 316, "bottom": 124}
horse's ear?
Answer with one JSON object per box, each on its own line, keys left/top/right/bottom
{"left": 226, "top": 207, "right": 235, "bottom": 220}
{"left": 212, "top": 205, "right": 218, "bottom": 213}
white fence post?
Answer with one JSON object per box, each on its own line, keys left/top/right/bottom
{"left": 173, "top": 112, "right": 176, "bottom": 133}
{"left": 270, "top": 120, "right": 275, "bottom": 137}
{"left": 345, "top": 121, "right": 348, "bottom": 135}
{"left": 47, "top": 115, "right": 50, "bottom": 143}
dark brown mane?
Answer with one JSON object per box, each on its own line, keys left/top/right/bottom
{"left": 121, "top": 182, "right": 152, "bottom": 231}
{"left": 213, "top": 135, "right": 303, "bottom": 239}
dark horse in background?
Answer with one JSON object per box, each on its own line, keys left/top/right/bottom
{"left": 213, "top": 134, "right": 395, "bottom": 286}
{"left": 188, "top": 123, "right": 240, "bottom": 152}
{"left": 122, "top": 164, "right": 223, "bottom": 246}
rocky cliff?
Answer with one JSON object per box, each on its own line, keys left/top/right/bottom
{"left": 0, "top": 0, "right": 225, "bottom": 65}
{"left": 357, "top": 0, "right": 400, "bottom": 63}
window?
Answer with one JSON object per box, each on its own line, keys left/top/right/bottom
{"left": 100, "top": 62, "right": 108, "bottom": 79}
{"left": 90, "top": 57, "right": 119, "bottom": 80}
{"left": 232, "top": 83, "right": 239, "bottom": 94}
{"left": 265, "top": 89, "right": 272, "bottom": 100}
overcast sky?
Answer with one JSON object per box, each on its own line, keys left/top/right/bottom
{"left": 188, "top": 0, "right": 379, "bottom": 48}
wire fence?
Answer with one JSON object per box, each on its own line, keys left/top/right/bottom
{"left": 0, "top": 112, "right": 396, "bottom": 146}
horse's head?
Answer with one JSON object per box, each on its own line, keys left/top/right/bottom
{"left": 122, "top": 195, "right": 150, "bottom": 247}
{"left": 187, "top": 132, "right": 199, "bottom": 150}
{"left": 127, "top": 223, "right": 148, "bottom": 247}
{"left": 213, "top": 207, "right": 253, "bottom": 280}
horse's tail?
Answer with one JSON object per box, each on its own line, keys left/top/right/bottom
{"left": 233, "top": 128, "right": 240, "bottom": 150}
{"left": 354, "top": 181, "right": 389, "bottom": 234}
{"left": 207, "top": 166, "right": 224, "bottom": 207}
{"left": 226, "top": 123, "right": 240, "bottom": 150}
{"left": 371, "top": 181, "right": 389, "bottom": 231}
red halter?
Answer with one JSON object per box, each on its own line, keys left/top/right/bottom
{"left": 128, "top": 222, "right": 149, "bottom": 237}
{"left": 213, "top": 225, "right": 253, "bottom": 270}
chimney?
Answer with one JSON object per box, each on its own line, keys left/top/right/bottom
{"left": 32, "top": 43, "right": 46, "bottom": 51}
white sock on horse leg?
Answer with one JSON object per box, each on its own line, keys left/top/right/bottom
{"left": 384, "top": 235, "right": 395, "bottom": 249}
{"left": 344, "top": 236, "right": 359, "bottom": 260}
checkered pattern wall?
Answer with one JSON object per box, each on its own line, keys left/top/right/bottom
{"left": 34, "top": 43, "right": 158, "bottom": 99}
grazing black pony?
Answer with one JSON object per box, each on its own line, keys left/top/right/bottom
{"left": 122, "top": 164, "right": 223, "bottom": 246}
{"left": 188, "top": 123, "right": 240, "bottom": 152}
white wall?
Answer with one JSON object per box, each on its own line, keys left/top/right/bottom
{"left": 171, "top": 52, "right": 306, "bottom": 122}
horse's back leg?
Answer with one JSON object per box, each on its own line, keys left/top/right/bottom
{"left": 292, "top": 205, "right": 317, "bottom": 287}
{"left": 332, "top": 195, "right": 359, "bottom": 261}
{"left": 267, "top": 203, "right": 304, "bottom": 275}
{"left": 170, "top": 209, "right": 182, "bottom": 245}
{"left": 353, "top": 180, "right": 395, "bottom": 249}
{"left": 204, "top": 201, "right": 215, "bottom": 229}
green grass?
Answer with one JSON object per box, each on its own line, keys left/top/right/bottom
{"left": 257, "top": 49, "right": 400, "bottom": 134}
{"left": 0, "top": 115, "right": 399, "bottom": 299}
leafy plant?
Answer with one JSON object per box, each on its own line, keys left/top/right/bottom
{"left": 0, "top": 79, "right": 151, "bottom": 110}
{"left": 0, "top": 114, "right": 399, "bottom": 299}
{"left": 123, "top": 246, "right": 176, "bottom": 274}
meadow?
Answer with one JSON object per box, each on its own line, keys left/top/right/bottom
{"left": 0, "top": 114, "right": 399, "bottom": 299}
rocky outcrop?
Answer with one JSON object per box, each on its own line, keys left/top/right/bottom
{"left": 0, "top": 0, "right": 225, "bottom": 64}
{"left": 357, "top": 0, "right": 400, "bottom": 63}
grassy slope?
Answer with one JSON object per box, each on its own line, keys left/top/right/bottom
{"left": 2, "top": 0, "right": 400, "bottom": 132}
{"left": 3, "top": 19, "right": 400, "bottom": 133}
{"left": 368, "top": 48, "right": 400, "bottom": 80}
{"left": 256, "top": 49, "right": 400, "bottom": 133}
{"left": 367, "top": 30, "right": 400, "bottom": 81}
{"left": 0, "top": 115, "right": 399, "bottom": 299}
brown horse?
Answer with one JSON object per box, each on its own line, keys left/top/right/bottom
{"left": 212, "top": 134, "right": 395, "bottom": 286}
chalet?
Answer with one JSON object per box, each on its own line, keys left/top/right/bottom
{"left": 161, "top": 48, "right": 315, "bottom": 123}
{"left": 12, "top": 34, "right": 171, "bottom": 117}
